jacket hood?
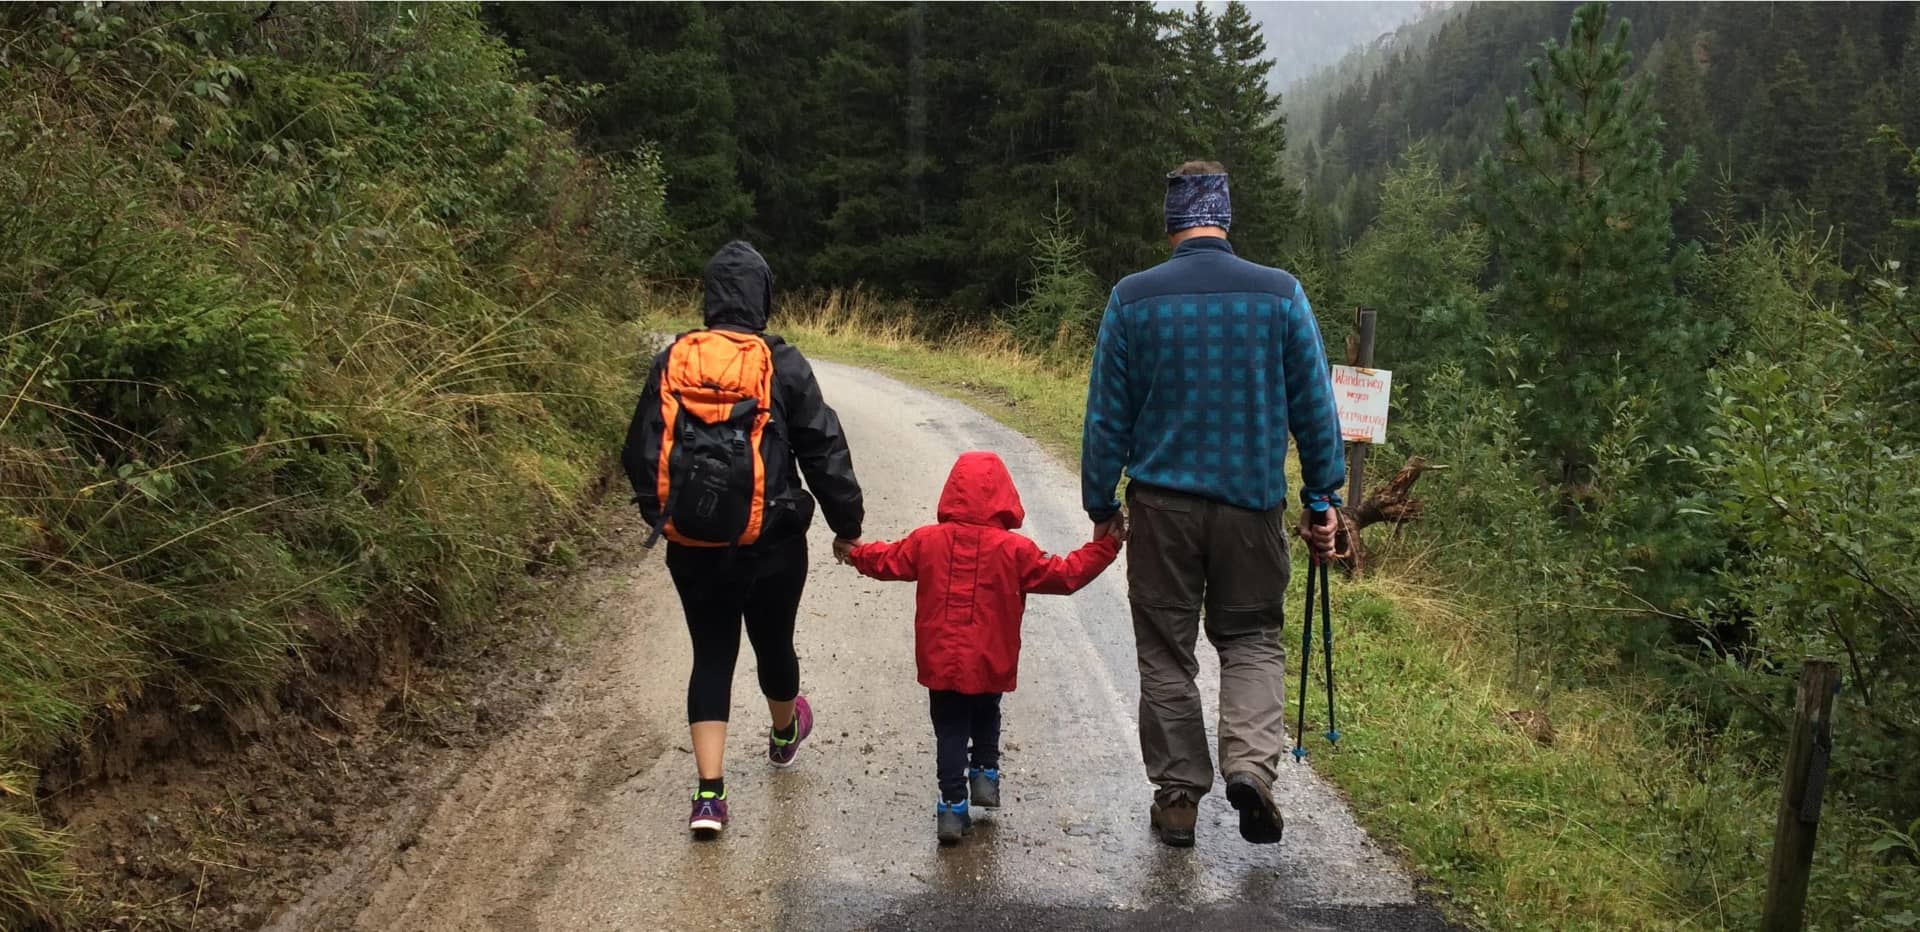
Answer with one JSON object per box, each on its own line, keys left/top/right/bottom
{"left": 703, "top": 240, "right": 772, "bottom": 331}
{"left": 936, "top": 451, "right": 1025, "bottom": 529}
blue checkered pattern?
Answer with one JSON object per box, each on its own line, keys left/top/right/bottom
{"left": 1081, "top": 237, "right": 1346, "bottom": 520}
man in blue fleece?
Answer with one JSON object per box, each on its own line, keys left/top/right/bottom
{"left": 1082, "top": 160, "right": 1346, "bottom": 849}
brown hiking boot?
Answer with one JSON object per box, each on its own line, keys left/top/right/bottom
{"left": 1224, "top": 771, "right": 1285, "bottom": 844}
{"left": 1150, "top": 795, "right": 1197, "bottom": 848}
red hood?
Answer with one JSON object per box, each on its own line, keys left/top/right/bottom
{"left": 936, "top": 451, "right": 1025, "bottom": 529}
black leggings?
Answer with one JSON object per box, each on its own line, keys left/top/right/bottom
{"left": 929, "top": 690, "right": 1003, "bottom": 802}
{"left": 666, "top": 536, "right": 808, "bottom": 723}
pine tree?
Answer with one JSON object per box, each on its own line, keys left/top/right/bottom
{"left": 1700, "top": 2, "right": 1757, "bottom": 136}
{"left": 1343, "top": 143, "right": 1489, "bottom": 413}
{"left": 1758, "top": 51, "right": 1819, "bottom": 211}
{"left": 712, "top": 2, "right": 841, "bottom": 280}
{"left": 1902, "top": 13, "right": 1920, "bottom": 148}
{"left": 806, "top": 4, "right": 918, "bottom": 290}
{"left": 487, "top": 3, "right": 752, "bottom": 262}
{"left": 1175, "top": 2, "right": 1219, "bottom": 149}
{"left": 1812, "top": 29, "right": 1869, "bottom": 219}
{"left": 1010, "top": 201, "right": 1102, "bottom": 353}
{"left": 1651, "top": 34, "right": 1712, "bottom": 238}
{"left": 1731, "top": 80, "right": 1777, "bottom": 219}
{"left": 1208, "top": 1, "right": 1297, "bottom": 262}
{"left": 1473, "top": 2, "right": 1703, "bottom": 481}
{"left": 1832, "top": 80, "right": 1899, "bottom": 263}
{"left": 1825, "top": 29, "right": 1867, "bottom": 137}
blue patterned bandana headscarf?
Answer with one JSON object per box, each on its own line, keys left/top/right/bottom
{"left": 1164, "top": 171, "right": 1232, "bottom": 234}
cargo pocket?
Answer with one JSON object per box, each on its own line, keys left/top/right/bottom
{"left": 1203, "top": 504, "right": 1291, "bottom": 638}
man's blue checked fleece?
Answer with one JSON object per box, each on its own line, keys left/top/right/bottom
{"left": 1080, "top": 235, "right": 1347, "bottom": 521}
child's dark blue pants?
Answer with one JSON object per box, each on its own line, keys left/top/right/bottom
{"left": 928, "top": 689, "right": 1002, "bottom": 802}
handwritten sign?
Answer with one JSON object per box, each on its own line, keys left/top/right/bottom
{"left": 1331, "top": 365, "right": 1392, "bottom": 444}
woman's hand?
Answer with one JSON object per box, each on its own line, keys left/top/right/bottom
{"left": 832, "top": 538, "right": 862, "bottom": 565}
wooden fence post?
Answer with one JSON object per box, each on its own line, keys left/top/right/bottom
{"left": 1761, "top": 659, "right": 1840, "bottom": 932}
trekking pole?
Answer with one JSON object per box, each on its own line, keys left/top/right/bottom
{"left": 1320, "top": 557, "right": 1339, "bottom": 746}
{"left": 1292, "top": 555, "right": 1316, "bottom": 763}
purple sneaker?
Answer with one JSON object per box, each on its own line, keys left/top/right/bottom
{"left": 689, "top": 791, "right": 728, "bottom": 839}
{"left": 768, "top": 695, "right": 814, "bottom": 769}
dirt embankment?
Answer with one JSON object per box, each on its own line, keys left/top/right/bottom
{"left": 34, "top": 491, "right": 655, "bottom": 932}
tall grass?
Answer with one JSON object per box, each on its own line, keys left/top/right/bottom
{"left": 0, "top": 6, "right": 663, "bottom": 925}
{"left": 770, "top": 289, "right": 1095, "bottom": 460}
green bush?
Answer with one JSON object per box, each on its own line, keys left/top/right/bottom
{"left": 1684, "top": 228, "right": 1920, "bottom": 822}
{"left": 0, "top": 4, "right": 670, "bottom": 925}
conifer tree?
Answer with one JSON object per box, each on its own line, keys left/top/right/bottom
{"left": 712, "top": 2, "right": 840, "bottom": 277}
{"left": 1765, "top": 51, "right": 1819, "bottom": 211}
{"left": 1651, "top": 35, "right": 1712, "bottom": 237}
{"left": 1903, "top": 13, "right": 1920, "bottom": 144}
{"left": 1344, "top": 144, "right": 1489, "bottom": 412}
{"left": 1177, "top": 1, "right": 1296, "bottom": 263}
{"left": 1175, "top": 2, "right": 1219, "bottom": 138}
{"left": 1731, "top": 80, "right": 1776, "bottom": 219}
{"left": 1212, "top": 1, "right": 1298, "bottom": 263}
{"left": 487, "top": 3, "right": 751, "bottom": 261}
{"left": 1473, "top": 1, "right": 1703, "bottom": 480}
{"left": 1832, "top": 80, "right": 1899, "bottom": 263}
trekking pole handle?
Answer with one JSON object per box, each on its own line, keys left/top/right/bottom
{"left": 1307, "top": 503, "right": 1341, "bottom": 565}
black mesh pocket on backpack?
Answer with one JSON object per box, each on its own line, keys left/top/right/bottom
{"left": 665, "top": 396, "right": 759, "bottom": 544}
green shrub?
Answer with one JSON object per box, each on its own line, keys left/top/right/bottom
{"left": 1683, "top": 227, "right": 1920, "bottom": 820}
{"left": 0, "top": 3, "right": 671, "bottom": 924}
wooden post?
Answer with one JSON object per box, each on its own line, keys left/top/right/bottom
{"left": 1761, "top": 659, "right": 1840, "bottom": 932}
{"left": 1337, "top": 307, "right": 1377, "bottom": 573}
{"left": 1343, "top": 307, "right": 1377, "bottom": 511}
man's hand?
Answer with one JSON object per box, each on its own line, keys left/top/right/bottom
{"left": 1093, "top": 514, "right": 1129, "bottom": 544}
{"left": 1299, "top": 508, "right": 1341, "bottom": 564}
{"left": 832, "top": 538, "right": 862, "bottom": 565}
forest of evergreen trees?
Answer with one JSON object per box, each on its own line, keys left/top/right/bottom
{"left": 1293, "top": 0, "right": 1920, "bottom": 265}
{"left": 485, "top": 1, "right": 1296, "bottom": 317}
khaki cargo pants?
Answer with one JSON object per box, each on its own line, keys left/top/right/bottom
{"left": 1126, "top": 483, "right": 1290, "bottom": 805}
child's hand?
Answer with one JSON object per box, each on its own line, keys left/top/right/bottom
{"left": 832, "top": 537, "right": 863, "bottom": 565}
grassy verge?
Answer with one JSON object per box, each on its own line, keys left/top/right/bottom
{"left": 765, "top": 292, "right": 1880, "bottom": 931}
{"left": 771, "top": 292, "right": 1095, "bottom": 461}
{"left": 1313, "top": 574, "right": 1771, "bottom": 930}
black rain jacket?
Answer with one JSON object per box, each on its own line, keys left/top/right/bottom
{"left": 621, "top": 241, "right": 865, "bottom": 544}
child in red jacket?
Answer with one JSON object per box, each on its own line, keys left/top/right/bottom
{"left": 842, "top": 451, "right": 1120, "bottom": 845}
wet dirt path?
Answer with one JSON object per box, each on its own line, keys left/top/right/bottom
{"left": 274, "top": 362, "right": 1452, "bottom": 932}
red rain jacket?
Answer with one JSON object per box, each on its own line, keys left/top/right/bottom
{"left": 849, "top": 451, "right": 1120, "bottom": 694}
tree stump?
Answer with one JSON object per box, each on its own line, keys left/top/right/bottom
{"left": 1331, "top": 456, "right": 1442, "bottom": 576}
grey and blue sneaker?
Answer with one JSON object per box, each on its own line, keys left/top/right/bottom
{"left": 936, "top": 799, "right": 972, "bottom": 845}
{"left": 769, "top": 695, "right": 814, "bottom": 769}
{"left": 689, "top": 790, "right": 729, "bottom": 839}
{"left": 968, "top": 768, "right": 1002, "bottom": 809}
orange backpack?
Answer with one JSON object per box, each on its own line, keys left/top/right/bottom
{"left": 648, "top": 330, "right": 775, "bottom": 548}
